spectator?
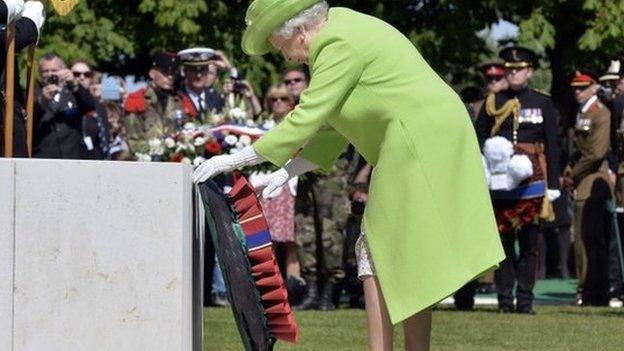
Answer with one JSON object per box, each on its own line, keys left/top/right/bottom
{"left": 283, "top": 68, "right": 309, "bottom": 103}
{"left": 566, "top": 71, "right": 612, "bottom": 306}
{"left": 123, "top": 50, "right": 186, "bottom": 155}
{"left": 176, "top": 47, "right": 225, "bottom": 124}
{"left": 33, "top": 53, "right": 96, "bottom": 159}
{"left": 101, "top": 101, "right": 131, "bottom": 160}
{"left": 222, "top": 71, "right": 262, "bottom": 119}
{"left": 280, "top": 67, "right": 350, "bottom": 312}
{"left": 251, "top": 84, "right": 302, "bottom": 301}
{"left": 70, "top": 60, "right": 110, "bottom": 160}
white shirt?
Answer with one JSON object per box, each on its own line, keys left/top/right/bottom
{"left": 185, "top": 87, "right": 206, "bottom": 112}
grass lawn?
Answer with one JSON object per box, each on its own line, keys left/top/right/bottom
{"left": 204, "top": 306, "right": 624, "bottom": 350}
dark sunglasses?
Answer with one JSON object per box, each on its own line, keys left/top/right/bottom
{"left": 270, "top": 96, "right": 290, "bottom": 103}
{"left": 487, "top": 75, "right": 504, "bottom": 83}
{"left": 72, "top": 71, "right": 92, "bottom": 78}
{"left": 284, "top": 77, "right": 304, "bottom": 85}
{"left": 188, "top": 66, "right": 209, "bottom": 73}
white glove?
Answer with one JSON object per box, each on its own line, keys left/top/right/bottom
{"left": 192, "top": 146, "right": 265, "bottom": 183}
{"left": 4, "top": 0, "right": 24, "bottom": 24}
{"left": 260, "top": 157, "right": 318, "bottom": 199}
{"left": 21, "top": 1, "right": 44, "bottom": 36}
{"left": 546, "top": 189, "right": 561, "bottom": 202}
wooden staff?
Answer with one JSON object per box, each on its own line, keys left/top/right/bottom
{"left": 3, "top": 21, "right": 16, "bottom": 158}
{"left": 25, "top": 45, "right": 37, "bottom": 157}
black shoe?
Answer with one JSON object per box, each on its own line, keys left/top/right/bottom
{"left": 455, "top": 304, "right": 474, "bottom": 311}
{"left": 286, "top": 276, "right": 306, "bottom": 306}
{"left": 294, "top": 281, "right": 319, "bottom": 310}
{"left": 318, "top": 282, "right": 338, "bottom": 311}
{"left": 349, "top": 295, "right": 365, "bottom": 309}
{"left": 498, "top": 306, "right": 513, "bottom": 313}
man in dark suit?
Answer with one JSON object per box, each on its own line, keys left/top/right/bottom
{"left": 33, "top": 52, "right": 96, "bottom": 159}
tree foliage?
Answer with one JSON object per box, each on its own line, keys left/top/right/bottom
{"left": 28, "top": 0, "right": 624, "bottom": 110}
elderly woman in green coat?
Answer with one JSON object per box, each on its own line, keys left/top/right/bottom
{"left": 193, "top": 0, "right": 505, "bottom": 349}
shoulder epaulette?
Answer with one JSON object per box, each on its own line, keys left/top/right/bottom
{"left": 531, "top": 88, "right": 551, "bottom": 97}
{"left": 124, "top": 88, "right": 148, "bottom": 113}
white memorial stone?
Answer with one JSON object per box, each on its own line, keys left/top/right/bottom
{"left": 0, "top": 159, "right": 15, "bottom": 351}
{"left": 6, "top": 159, "right": 193, "bottom": 351}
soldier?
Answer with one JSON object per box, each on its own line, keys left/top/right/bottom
{"left": 565, "top": 71, "right": 613, "bottom": 306}
{"left": 295, "top": 154, "right": 350, "bottom": 311}
{"left": 475, "top": 46, "right": 560, "bottom": 314}
{"left": 597, "top": 61, "right": 624, "bottom": 304}
{"left": 123, "top": 51, "right": 187, "bottom": 155}
{"left": 176, "top": 47, "right": 225, "bottom": 125}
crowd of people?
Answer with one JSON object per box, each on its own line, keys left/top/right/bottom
{"left": 2, "top": 0, "right": 623, "bottom": 315}
{"left": 463, "top": 46, "right": 624, "bottom": 312}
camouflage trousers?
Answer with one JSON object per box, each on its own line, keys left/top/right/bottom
{"left": 296, "top": 174, "right": 350, "bottom": 284}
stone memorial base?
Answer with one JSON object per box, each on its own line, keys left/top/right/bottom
{"left": 0, "top": 159, "right": 198, "bottom": 351}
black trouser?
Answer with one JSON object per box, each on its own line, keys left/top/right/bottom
{"left": 608, "top": 209, "right": 624, "bottom": 295}
{"left": 495, "top": 224, "right": 539, "bottom": 311}
{"left": 538, "top": 226, "right": 571, "bottom": 279}
{"left": 453, "top": 280, "right": 478, "bottom": 310}
{"left": 576, "top": 200, "right": 611, "bottom": 305}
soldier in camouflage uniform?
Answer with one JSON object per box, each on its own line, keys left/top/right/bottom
{"left": 123, "top": 51, "right": 189, "bottom": 155}
{"left": 295, "top": 153, "right": 351, "bottom": 311}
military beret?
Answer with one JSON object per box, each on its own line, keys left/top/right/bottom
{"left": 151, "top": 51, "right": 179, "bottom": 74}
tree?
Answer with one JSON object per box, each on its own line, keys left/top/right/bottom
{"left": 29, "top": 0, "right": 624, "bottom": 114}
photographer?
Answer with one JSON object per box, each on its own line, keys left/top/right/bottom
{"left": 1, "top": 0, "right": 44, "bottom": 157}
{"left": 222, "top": 71, "right": 262, "bottom": 119}
{"left": 33, "top": 53, "right": 96, "bottom": 159}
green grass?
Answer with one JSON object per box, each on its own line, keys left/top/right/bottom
{"left": 204, "top": 306, "right": 624, "bottom": 350}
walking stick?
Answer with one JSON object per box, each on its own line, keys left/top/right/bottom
{"left": 25, "top": 44, "right": 36, "bottom": 157}
{"left": 3, "top": 21, "right": 16, "bottom": 157}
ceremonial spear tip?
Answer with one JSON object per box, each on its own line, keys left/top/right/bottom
{"left": 49, "top": 0, "right": 80, "bottom": 16}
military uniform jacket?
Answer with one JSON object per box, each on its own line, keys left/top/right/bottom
{"left": 475, "top": 86, "right": 560, "bottom": 187}
{"left": 252, "top": 7, "right": 504, "bottom": 324}
{"left": 571, "top": 97, "right": 612, "bottom": 202}
{"left": 123, "top": 86, "right": 186, "bottom": 154}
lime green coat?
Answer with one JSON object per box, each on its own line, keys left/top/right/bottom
{"left": 253, "top": 7, "right": 504, "bottom": 324}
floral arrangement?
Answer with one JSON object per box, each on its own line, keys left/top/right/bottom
{"left": 135, "top": 122, "right": 256, "bottom": 163}
{"left": 134, "top": 110, "right": 277, "bottom": 173}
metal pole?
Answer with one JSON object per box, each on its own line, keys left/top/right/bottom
{"left": 25, "top": 44, "right": 37, "bottom": 157}
{"left": 3, "top": 21, "right": 16, "bottom": 157}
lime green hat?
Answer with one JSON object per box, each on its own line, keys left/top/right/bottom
{"left": 242, "top": 0, "right": 323, "bottom": 56}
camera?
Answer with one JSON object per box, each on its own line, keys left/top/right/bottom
{"left": 229, "top": 68, "right": 246, "bottom": 94}
{"left": 44, "top": 75, "right": 59, "bottom": 86}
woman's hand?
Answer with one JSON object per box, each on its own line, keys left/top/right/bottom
{"left": 192, "top": 146, "right": 265, "bottom": 183}
{"left": 258, "top": 169, "right": 290, "bottom": 199}
{"left": 191, "top": 154, "right": 237, "bottom": 183}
